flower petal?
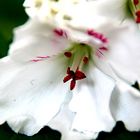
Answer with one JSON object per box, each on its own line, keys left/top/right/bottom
{"left": 69, "top": 67, "right": 115, "bottom": 139}
{"left": 23, "top": 0, "right": 44, "bottom": 18}
{"left": 91, "top": 21, "right": 140, "bottom": 85}
{"left": 9, "top": 19, "right": 69, "bottom": 63}
{"left": 91, "top": 0, "right": 127, "bottom": 21}
{"left": 110, "top": 81, "right": 140, "bottom": 131}
{"left": 0, "top": 56, "right": 69, "bottom": 136}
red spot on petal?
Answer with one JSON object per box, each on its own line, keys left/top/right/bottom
{"left": 54, "top": 28, "right": 68, "bottom": 38}
{"left": 37, "top": 56, "right": 50, "bottom": 59}
{"left": 54, "top": 29, "right": 63, "bottom": 36}
{"left": 101, "top": 38, "right": 108, "bottom": 43}
{"left": 87, "top": 29, "right": 108, "bottom": 44}
{"left": 87, "top": 29, "right": 95, "bottom": 36}
{"left": 31, "top": 59, "right": 41, "bottom": 62}
{"left": 30, "top": 55, "right": 50, "bottom": 62}
{"left": 99, "top": 46, "right": 108, "bottom": 51}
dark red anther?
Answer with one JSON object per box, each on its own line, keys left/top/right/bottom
{"left": 133, "top": 0, "right": 139, "bottom": 5}
{"left": 70, "top": 80, "right": 76, "bottom": 90}
{"left": 136, "top": 10, "right": 140, "bottom": 17}
{"left": 83, "top": 56, "right": 89, "bottom": 64}
{"left": 67, "top": 67, "right": 71, "bottom": 74}
{"left": 75, "top": 70, "right": 86, "bottom": 80}
{"left": 63, "top": 75, "right": 73, "bottom": 83}
{"left": 136, "top": 17, "right": 140, "bottom": 23}
{"left": 63, "top": 67, "right": 86, "bottom": 90}
{"left": 64, "top": 52, "right": 72, "bottom": 58}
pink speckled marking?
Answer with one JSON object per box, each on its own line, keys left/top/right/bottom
{"left": 87, "top": 29, "right": 108, "bottom": 44}
{"left": 31, "top": 56, "right": 50, "bottom": 62}
{"left": 53, "top": 28, "right": 68, "bottom": 38}
{"left": 95, "top": 46, "right": 108, "bottom": 58}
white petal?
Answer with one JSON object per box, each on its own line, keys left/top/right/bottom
{"left": 0, "top": 56, "right": 69, "bottom": 136}
{"left": 105, "top": 23, "right": 140, "bottom": 84}
{"left": 110, "top": 81, "right": 140, "bottom": 131}
{"left": 49, "top": 93, "right": 99, "bottom": 140}
{"left": 91, "top": 20, "right": 140, "bottom": 85}
{"left": 69, "top": 68, "right": 115, "bottom": 139}
{"left": 89, "top": 0, "right": 127, "bottom": 21}
{"left": 9, "top": 19, "right": 69, "bottom": 63}
{"left": 23, "top": 0, "right": 44, "bottom": 18}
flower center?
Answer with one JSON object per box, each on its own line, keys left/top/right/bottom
{"left": 128, "top": 0, "right": 140, "bottom": 23}
{"left": 63, "top": 43, "right": 93, "bottom": 90}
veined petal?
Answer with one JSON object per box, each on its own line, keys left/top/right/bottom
{"left": 69, "top": 67, "right": 115, "bottom": 139}
{"left": 110, "top": 81, "right": 140, "bottom": 131}
{"left": 0, "top": 56, "right": 69, "bottom": 136}
{"left": 9, "top": 19, "right": 69, "bottom": 63}
{"left": 101, "top": 22, "right": 140, "bottom": 84}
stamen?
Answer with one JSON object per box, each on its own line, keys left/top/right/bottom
{"left": 63, "top": 67, "right": 86, "bottom": 90}
{"left": 74, "top": 70, "right": 86, "bottom": 80}
{"left": 99, "top": 46, "right": 108, "bottom": 51}
{"left": 64, "top": 52, "right": 72, "bottom": 58}
{"left": 136, "top": 17, "right": 140, "bottom": 23}
{"left": 136, "top": 10, "right": 140, "bottom": 23}
{"left": 83, "top": 56, "right": 89, "bottom": 64}
{"left": 70, "top": 80, "right": 76, "bottom": 90}
{"left": 133, "top": 0, "right": 139, "bottom": 5}
{"left": 136, "top": 10, "right": 140, "bottom": 16}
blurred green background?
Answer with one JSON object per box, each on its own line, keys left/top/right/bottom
{"left": 0, "top": 0, "right": 27, "bottom": 58}
{"left": 0, "top": 0, "right": 140, "bottom": 140}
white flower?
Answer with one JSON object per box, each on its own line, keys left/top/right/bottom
{"left": 0, "top": 1, "right": 140, "bottom": 140}
{"left": 1, "top": 15, "right": 140, "bottom": 139}
{"left": 88, "top": 0, "right": 140, "bottom": 28}
{"left": 23, "top": 0, "right": 92, "bottom": 26}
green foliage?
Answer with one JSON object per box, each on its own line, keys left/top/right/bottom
{"left": 0, "top": 0, "right": 28, "bottom": 58}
